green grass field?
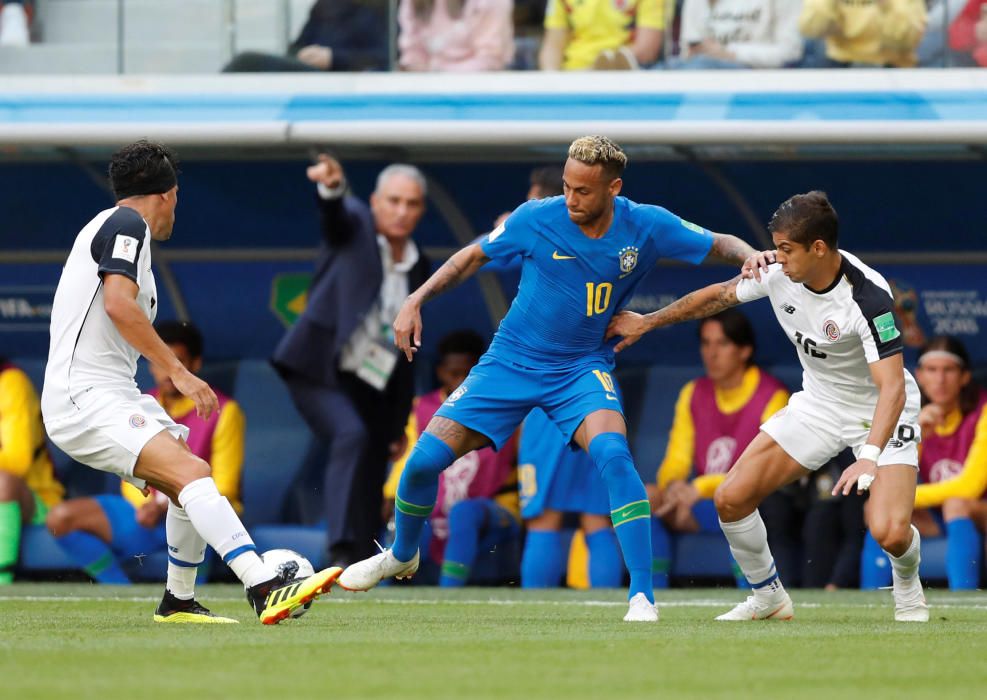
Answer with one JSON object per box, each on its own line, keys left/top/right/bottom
{"left": 2, "top": 585, "right": 985, "bottom": 700}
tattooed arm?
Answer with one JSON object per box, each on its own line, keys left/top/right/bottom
{"left": 706, "top": 233, "right": 776, "bottom": 280}
{"left": 393, "top": 243, "right": 490, "bottom": 361}
{"left": 605, "top": 275, "right": 744, "bottom": 353}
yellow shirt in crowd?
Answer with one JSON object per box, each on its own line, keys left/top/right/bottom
{"left": 121, "top": 394, "right": 246, "bottom": 513}
{"left": 545, "top": 0, "right": 666, "bottom": 70}
{"left": 799, "top": 0, "right": 927, "bottom": 67}
{"left": 914, "top": 406, "right": 987, "bottom": 510}
{"left": 0, "top": 366, "right": 64, "bottom": 507}
{"left": 657, "top": 366, "right": 789, "bottom": 498}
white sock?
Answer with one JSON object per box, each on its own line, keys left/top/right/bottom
{"left": 888, "top": 524, "right": 921, "bottom": 580}
{"left": 177, "top": 477, "right": 273, "bottom": 588}
{"left": 165, "top": 501, "right": 206, "bottom": 600}
{"left": 720, "top": 510, "right": 784, "bottom": 597}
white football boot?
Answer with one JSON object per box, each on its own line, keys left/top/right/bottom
{"left": 892, "top": 571, "right": 929, "bottom": 622}
{"left": 337, "top": 549, "right": 420, "bottom": 592}
{"left": 623, "top": 593, "right": 659, "bottom": 622}
{"left": 715, "top": 592, "right": 794, "bottom": 621}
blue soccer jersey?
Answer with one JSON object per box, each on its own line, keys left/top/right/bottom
{"left": 480, "top": 196, "right": 713, "bottom": 366}
{"left": 436, "top": 195, "right": 714, "bottom": 448}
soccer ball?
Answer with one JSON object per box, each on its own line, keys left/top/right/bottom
{"left": 260, "top": 548, "right": 315, "bottom": 618}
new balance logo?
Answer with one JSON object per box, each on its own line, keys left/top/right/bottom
{"left": 781, "top": 304, "right": 796, "bottom": 315}
{"left": 887, "top": 439, "right": 904, "bottom": 449}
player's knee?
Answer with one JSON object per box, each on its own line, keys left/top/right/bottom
{"left": 943, "top": 497, "right": 972, "bottom": 521}
{"left": 167, "top": 455, "right": 213, "bottom": 495}
{"left": 448, "top": 499, "right": 485, "bottom": 532}
{"left": 871, "top": 518, "right": 911, "bottom": 553}
{"left": 403, "top": 433, "right": 455, "bottom": 486}
{"left": 45, "top": 502, "right": 77, "bottom": 536}
{"left": 588, "top": 433, "right": 634, "bottom": 481}
{"left": 713, "top": 483, "right": 751, "bottom": 522}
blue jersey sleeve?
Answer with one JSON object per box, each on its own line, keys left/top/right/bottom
{"left": 480, "top": 200, "right": 538, "bottom": 261}
{"left": 649, "top": 207, "right": 714, "bottom": 265}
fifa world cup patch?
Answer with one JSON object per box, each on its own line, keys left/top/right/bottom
{"left": 618, "top": 246, "right": 639, "bottom": 276}
{"left": 872, "top": 312, "right": 900, "bottom": 343}
{"left": 112, "top": 235, "right": 139, "bottom": 263}
{"left": 445, "top": 384, "right": 468, "bottom": 405}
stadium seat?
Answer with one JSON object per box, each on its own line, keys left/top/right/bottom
{"left": 234, "top": 360, "right": 315, "bottom": 526}
{"left": 251, "top": 524, "right": 329, "bottom": 570}
{"left": 671, "top": 532, "right": 736, "bottom": 580}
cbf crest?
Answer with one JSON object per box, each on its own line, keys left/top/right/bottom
{"left": 618, "top": 246, "right": 639, "bottom": 277}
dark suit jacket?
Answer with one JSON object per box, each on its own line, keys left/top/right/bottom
{"left": 272, "top": 192, "right": 430, "bottom": 438}
{"left": 290, "top": 0, "right": 389, "bottom": 72}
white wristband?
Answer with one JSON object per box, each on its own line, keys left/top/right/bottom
{"left": 858, "top": 444, "right": 881, "bottom": 464}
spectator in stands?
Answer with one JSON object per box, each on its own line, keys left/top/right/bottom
{"left": 384, "top": 331, "right": 520, "bottom": 586}
{"left": 649, "top": 310, "right": 789, "bottom": 587}
{"left": 398, "top": 0, "right": 515, "bottom": 71}
{"left": 947, "top": 0, "right": 987, "bottom": 66}
{"left": 539, "top": 0, "right": 665, "bottom": 70}
{"left": 799, "top": 0, "right": 927, "bottom": 67}
{"left": 46, "top": 321, "right": 245, "bottom": 584}
{"left": 668, "top": 0, "right": 804, "bottom": 69}
{"left": 272, "top": 154, "right": 431, "bottom": 569}
{"left": 0, "top": 357, "right": 63, "bottom": 584}
{"left": 862, "top": 336, "right": 987, "bottom": 590}
{"left": 519, "top": 408, "right": 623, "bottom": 589}
{"left": 0, "top": 0, "right": 31, "bottom": 47}
{"left": 223, "top": 0, "right": 388, "bottom": 73}
{"left": 492, "top": 164, "right": 564, "bottom": 230}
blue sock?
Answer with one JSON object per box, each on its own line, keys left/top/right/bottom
{"left": 439, "top": 499, "right": 488, "bottom": 587}
{"left": 946, "top": 517, "right": 982, "bottom": 590}
{"left": 586, "top": 528, "right": 623, "bottom": 587}
{"left": 650, "top": 517, "right": 671, "bottom": 589}
{"left": 56, "top": 531, "right": 131, "bottom": 584}
{"left": 392, "top": 432, "right": 455, "bottom": 563}
{"left": 588, "top": 433, "right": 653, "bottom": 604}
{"left": 859, "top": 530, "right": 892, "bottom": 589}
{"left": 521, "top": 530, "right": 564, "bottom": 587}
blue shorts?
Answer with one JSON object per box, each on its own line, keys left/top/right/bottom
{"left": 94, "top": 494, "right": 167, "bottom": 558}
{"left": 435, "top": 351, "right": 624, "bottom": 450}
{"left": 519, "top": 408, "right": 611, "bottom": 518}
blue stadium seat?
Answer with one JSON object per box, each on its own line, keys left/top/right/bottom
{"left": 672, "top": 532, "right": 735, "bottom": 579}
{"left": 233, "top": 360, "right": 315, "bottom": 527}
{"left": 918, "top": 536, "right": 948, "bottom": 582}
{"left": 251, "top": 524, "right": 328, "bottom": 570}
{"left": 618, "top": 365, "right": 699, "bottom": 470}
{"left": 18, "top": 525, "right": 76, "bottom": 571}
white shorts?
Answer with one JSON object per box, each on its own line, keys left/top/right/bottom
{"left": 761, "top": 390, "right": 920, "bottom": 471}
{"left": 44, "top": 388, "right": 189, "bottom": 490}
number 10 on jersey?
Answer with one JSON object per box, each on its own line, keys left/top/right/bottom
{"left": 586, "top": 282, "right": 613, "bottom": 316}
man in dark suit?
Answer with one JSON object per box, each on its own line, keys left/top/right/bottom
{"left": 223, "top": 0, "right": 389, "bottom": 73}
{"left": 272, "top": 155, "right": 431, "bottom": 567}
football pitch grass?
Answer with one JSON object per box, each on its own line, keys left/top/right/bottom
{"left": 3, "top": 585, "right": 986, "bottom": 700}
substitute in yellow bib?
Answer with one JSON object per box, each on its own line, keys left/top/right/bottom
{"left": 0, "top": 360, "right": 64, "bottom": 584}
{"left": 540, "top": 0, "right": 665, "bottom": 70}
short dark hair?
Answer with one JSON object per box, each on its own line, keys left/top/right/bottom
{"left": 108, "top": 140, "right": 179, "bottom": 200}
{"left": 699, "top": 309, "right": 756, "bottom": 366}
{"left": 918, "top": 335, "right": 981, "bottom": 415}
{"left": 768, "top": 191, "right": 838, "bottom": 250}
{"left": 529, "top": 166, "right": 564, "bottom": 198}
{"left": 155, "top": 320, "right": 204, "bottom": 359}
{"left": 437, "top": 330, "right": 486, "bottom": 361}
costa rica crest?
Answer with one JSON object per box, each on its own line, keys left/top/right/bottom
{"left": 823, "top": 319, "right": 841, "bottom": 341}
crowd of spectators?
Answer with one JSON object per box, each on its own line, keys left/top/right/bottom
{"left": 221, "top": 0, "right": 985, "bottom": 72}
{"left": 5, "top": 0, "right": 987, "bottom": 69}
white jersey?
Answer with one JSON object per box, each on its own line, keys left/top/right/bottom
{"left": 42, "top": 206, "right": 157, "bottom": 420}
{"left": 735, "top": 250, "right": 919, "bottom": 409}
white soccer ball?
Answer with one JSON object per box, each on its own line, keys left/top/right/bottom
{"left": 260, "top": 548, "right": 315, "bottom": 618}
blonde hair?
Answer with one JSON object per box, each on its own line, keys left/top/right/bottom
{"left": 567, "top": 136, "right": 627, "bottom": 179}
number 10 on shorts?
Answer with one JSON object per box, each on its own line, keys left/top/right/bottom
{"left": 593, "top": 369, "right": 616, "bottom": 393}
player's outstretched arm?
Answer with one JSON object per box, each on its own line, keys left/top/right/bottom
{"left": 102, "top": 274, "right": 218, "bottom": 418}
{"left": 605, "top": 275, "right": 743, "bottom": 352}
{"left": 706, "top": 233, "right": 776, "bottom": 281}
{"left": 393, "top": 243, "right": 490, "bottom": 361}
{"left": 832, "top": 355, "right": 907, "bottom": 496}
